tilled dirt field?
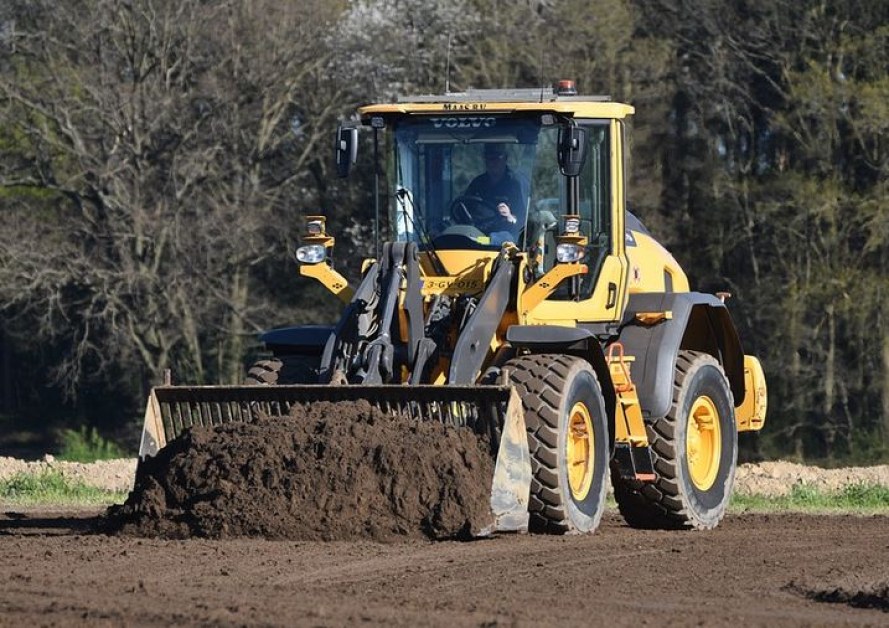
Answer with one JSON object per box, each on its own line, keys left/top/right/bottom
{"left": 1, "top": 509, "right": 887, "bottom": 626}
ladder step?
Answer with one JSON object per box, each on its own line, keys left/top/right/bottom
{"left": 612, "top": 443, "right": 657, "bottom": 483}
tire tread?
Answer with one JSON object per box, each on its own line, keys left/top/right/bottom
{"left": 612, "top": 350, "right": 734, "bottom": 530}
{"left": 507, "top": 354, "right": 602, "bottom": 534}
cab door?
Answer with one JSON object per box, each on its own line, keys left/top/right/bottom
{"left": 523, "top": 119, "right": 628, "bottom": 326}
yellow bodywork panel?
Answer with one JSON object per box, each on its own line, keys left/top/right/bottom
{"left": 626, "top": 230, "right": 690, "bottom": 294}
{"left": 525, "top": 255, "right": 626, "bottom": 324}
{"left": 737, "top": 355, "right": 767, "bottom": 431}
{"left": 520, "top": 263, "right": 588, "bottom": 315}
{"left": 300, "top": 263, "right": 353, "bottom": 303}
{"left": 420, "top": 250, "right": 497, "bottom": 293}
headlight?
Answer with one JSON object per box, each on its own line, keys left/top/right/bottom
{"left": 296, "top": 244, "right": 326, "bottom": 264}
{"left": 556, "top": 243, "right": 585, "bottom": 263}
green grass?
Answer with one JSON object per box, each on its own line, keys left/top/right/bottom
{"left": 730, "top": 483, "right": 889, "bottom": 515}
{"left": 0, "top": 470, "right": 127, "bottom": 506}
{"left": 58, "top": 426, "right": 126, "bottom": 463}
{"left": 604, "top": 483, "right": 889, "bottom": 516}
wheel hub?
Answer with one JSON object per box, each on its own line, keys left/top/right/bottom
{"left": 686, "top": 395, "right": 722, "bottom": 490}
{"left": 566, "top": 402, "right": 595, "bottom": 500}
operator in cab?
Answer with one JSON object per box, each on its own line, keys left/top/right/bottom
{"left": 460, "top": 143, "right": 526, "bottom": 245}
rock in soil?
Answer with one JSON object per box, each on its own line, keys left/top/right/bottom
{"left": 103, "top": 401, "right": 495, "bottom": 541}
{"left": 787, "top": 578, "right": 889, "bottom": 612}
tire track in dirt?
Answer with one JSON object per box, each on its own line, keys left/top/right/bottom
{"left": 2, "top": 510, "right": 888, "bottom": 626}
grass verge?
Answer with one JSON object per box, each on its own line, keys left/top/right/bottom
{"left": 0, "top": 470, "right": 127, "bottom": 507}
{"left": 58, "top": 426, "right": 126, "bottom": 463}
{"left": 730, "top": 483, "right": 889, "bottom": 515}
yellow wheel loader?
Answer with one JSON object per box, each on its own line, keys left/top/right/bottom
{"left": 139, "top": 81, "right": 768, "bottom": 534}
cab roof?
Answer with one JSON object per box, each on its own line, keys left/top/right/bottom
{"left": 358, "top": 87, "right": 635, "bottom": 120}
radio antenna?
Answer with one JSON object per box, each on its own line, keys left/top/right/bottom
{"left": 537, "top": 48, "right": 545, "bottom": 101}
{"left": 445, "top": 32, "right": 452, "bottom": 93}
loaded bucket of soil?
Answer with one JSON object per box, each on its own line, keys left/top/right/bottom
{"left": 106, "top": 397, "right": 530, "bottom": 541}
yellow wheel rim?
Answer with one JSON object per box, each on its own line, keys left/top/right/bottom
{"left": 566, "top": 402, "right": 595, "bottom": 501}
{"left": 686, "top": 395, "right": 722, "bottom": 490}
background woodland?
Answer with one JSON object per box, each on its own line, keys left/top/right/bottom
{"left": 0, "top": 0, "right": 887, "bottom": 462}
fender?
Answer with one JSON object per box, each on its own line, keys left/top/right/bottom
{"left": 260, "top": 325, "right": 334, "bottom": 356}
{"left": 617, "top": 292, "right": 745, "bottom": 420}
{"left": 505, "top": 325, "right": 617, "bottom": 450}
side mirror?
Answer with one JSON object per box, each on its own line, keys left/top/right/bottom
{"left": 334, "top": 126, "right": 358, "bottom": 178}
{"left": 557, "top": 125, "right": 588, "bottom": 177}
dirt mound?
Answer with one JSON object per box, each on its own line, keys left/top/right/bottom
{"left": 735, "top": 461, "right": 889, "bottom": 497}
{"left": 788, "top": 578, "right": 889, "bottom": 612}
{"left": 103, "top": 401, "right": 495, "bottom": 541}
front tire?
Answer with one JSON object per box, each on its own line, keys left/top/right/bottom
{"left": 506, "top": 354, "right": 609, "bottom": 534}
{"left": 613, "top": 350, "right": 737, "bottom": 530}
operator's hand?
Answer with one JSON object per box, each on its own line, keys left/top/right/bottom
{"left": 497, "top": 202, "right": 517, "bottom": 224}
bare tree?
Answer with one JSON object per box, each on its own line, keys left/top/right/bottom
{"left": 0, "top": 0, "right": 346, "bottom": 398}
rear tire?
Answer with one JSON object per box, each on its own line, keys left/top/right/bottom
{"left": 506, "top": 354, "right": 609, "bottom": 534}
{"left": 612, "top": 350, "right": 737, "bottom": 530}
{"left": 244, "top": 355, "right": 320, "bottom": 385}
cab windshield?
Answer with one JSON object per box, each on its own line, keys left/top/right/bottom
{"left": 392, "top": 114, "right": 559, "bottom": 251}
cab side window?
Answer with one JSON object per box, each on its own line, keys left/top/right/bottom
{"left": 544, "top": 122, "right": 610, "bottom": 299}
{"left": 577, "top": 123, "right": 610, "bottom": 297}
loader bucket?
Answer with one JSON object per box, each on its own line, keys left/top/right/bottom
{"left": 138, "top": 384, "right": 531, "bottom": 533}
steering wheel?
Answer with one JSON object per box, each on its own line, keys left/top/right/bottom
{"left": 449, "top": 195, "right": 498, "bottom": 226}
